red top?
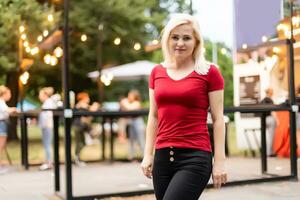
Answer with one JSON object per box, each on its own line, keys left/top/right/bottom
{"left": 149, "top": 64, "right": 224, "bottom": 152}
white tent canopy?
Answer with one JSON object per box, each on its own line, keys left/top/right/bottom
{"left": 87, "top": 60, "right": 157, "bottom": 81}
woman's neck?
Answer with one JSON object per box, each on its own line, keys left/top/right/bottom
{"left": 173, "top": 57, "right": 195, "bottom": 70}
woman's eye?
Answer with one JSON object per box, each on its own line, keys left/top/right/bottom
{"left": 183, "top": 36, "right": 191, "bottom": 41}
{"left": 171, "top": 36, "right": 179, "bottom": 41}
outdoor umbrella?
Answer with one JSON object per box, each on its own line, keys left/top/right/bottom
{"left": 87, "top": 60, "right": 157, "bottom": 81}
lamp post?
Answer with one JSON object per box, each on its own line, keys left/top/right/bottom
{"left": 288, "top": 0, "right": 298, "bottom": 178}
{"left": 97, "top": 23, "right": 105, "bottom": 103}
{"left": 62, "top": 0, "right": 73, "bottom": 199}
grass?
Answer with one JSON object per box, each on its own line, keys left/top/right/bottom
{"left": 5, "top": 124, "right": 142, "bottom": 165}
{"left": 4, "top": 122, "right": 248, "bottom": 165}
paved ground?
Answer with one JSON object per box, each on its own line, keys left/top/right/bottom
{"left": 103, "top": 180, "right": 300, "bottom": 200}
{"left": 0, "top": 157, "right": 299, "bottom": 200}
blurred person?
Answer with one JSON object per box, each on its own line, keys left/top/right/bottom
{"left": 73, "top": 92, "right": 91, "bottom": 166}
{"left": 123, "top": 90, "right": 145, "bottom": 160}
{"left": 260, "top": 87, "right": 277, "bottom": 156}
{"left": 117, "top": 96, "right": 130, "bottom": 143}
{"left": 89, "top": 102, "right": 102, "bottom": 138}
{"left": 0, "top": 86, "right": 17, "bottom": 174}
{"left": 141, "top": 13, "right": 226, "bottom": 200}
{"left": 38, "top": 87, "right": 57, "bottom": 170}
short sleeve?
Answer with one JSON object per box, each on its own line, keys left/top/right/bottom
{"left": 149, "top": 65, "right": 158, "bottom": 89}
{"left": 208, "top": 65, "right": 224, "bottom": 92}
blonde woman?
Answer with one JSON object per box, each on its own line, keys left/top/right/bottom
{"left": 0, "top": 86, "right": 16, "bottom": 173}
{"left": 141, "top": 14, "right": 227, "bottom": 200}
{"left": 38, "top": 87, "right": 57, "bottom": 170}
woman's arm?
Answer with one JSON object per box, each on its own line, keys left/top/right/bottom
{"left": 208, "top": 89, "right": 227, "bottom": 188}
{"left": 141, "top": 89, "right": 158, "bottom": 179}
{"left": 125, "top": 101, "right": 142, "bottom": 110}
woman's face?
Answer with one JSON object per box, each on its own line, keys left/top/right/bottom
{"left": 128, "top": 92, "right": 135, "bottom": 102}
{"left": 3, "top": 90, "right": 11, "bottom": 102}
{"left": 39, "top": 91, "right": 47, "bottom": 102}
{"left": 168, "top": 23, "right": 197, "bottom": 61}
{"left": 82, "top": 97, "right": 90, "bottom": 104}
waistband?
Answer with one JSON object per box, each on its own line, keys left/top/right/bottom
{"left": 156, "top": 146, "right": 211, "bottom": 155}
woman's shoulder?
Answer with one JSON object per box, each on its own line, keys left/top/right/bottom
{"left": 151, "top": 63, "right": 164, "bottom": 72}
{"left": 207, "top": 62, "right": 219, "bottom": 72}
{"left": 150, "top": 63, "right": 165, "bottom": 76}
{"left": 206, "top": 62, "right": 223, "bottom": 77}
{"left": 0, "top": 99, "right": 8, "bottom": 108}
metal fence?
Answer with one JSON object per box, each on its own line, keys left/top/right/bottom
{"left": 17, "top": 103, "right": 299, "bottom": 200}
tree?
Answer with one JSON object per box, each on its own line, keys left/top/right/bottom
{"left": 0, "top": 0, "right": 59, "bottom": 139}
{"left": 0, "top": 0, "right": 192, "bottom": 139}
{"left": 66, "top": 0, "right": 191, "bottom": 100}
{"left": 204, "top": 40, "right": 233, "bottom": 107}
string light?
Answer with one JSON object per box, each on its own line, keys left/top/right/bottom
{"left": 272, "top": 47, "right": 281, "bottom": 54}
{"left": 100, "top": 73, "right": 114, "bottom": 86}
{"left": 261, "top": 36, "right": 268, "bottom": 42}
{"left": 134, "top": 42, "right": 141, "bottom": 51}
{"left": 23, "top": 41, "right": 29, "bottom": 47}
{"left": 19, "top": 71, "right": 30, "bottom": 85}
{"left": 25, "top": 47, "right": 31, "bottom": 53}
{"left": 50, "top": 56, "right": 58, "bottom": 66}
{"left": 21, "top": 34, "right": 27, "bottom": 40}
{"left": 54, "top": 47, "right": 63, "bottom": 57}
{"left": 242, "top": 44, "right": 247, "bottom": 49}
{"left": 48, "top": 14, "right": 54, "bottom": 22}
{"left": 44, "top": 54, "right": 51, "bottom": 64}
{"left": 19, "top": 26, "right": 25, "bottom": 33}
{"left": 81, "top": 34, "right": 87, "bottom": 42}
{"left": 30, "top": 47, "right": 39, "bottom": 55}
{"left": 43, "top": 30, "right": 49, "bottom": 37}
{"left": 114, "top": 37, "right": 121, "bottom": 45}
{"left": 37, "top": 35, "right": 43, "bottom": 42}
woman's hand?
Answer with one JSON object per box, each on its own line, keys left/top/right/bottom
{"left": 141, "top": 155, "right": 153, "bottom": 179}
{"left": 212, "top": 161, "right": 227, "bottom": 188}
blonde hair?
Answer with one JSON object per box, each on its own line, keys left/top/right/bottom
{"left": 40, "top": 87, "right": 54, "bottom": 97}
{"left": 0, "top": 85, "right": 9, "bottom": 97}
{"left": 161, "top": 13, "right": 210, "bottom": 75}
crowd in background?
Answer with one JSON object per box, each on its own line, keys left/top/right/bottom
{"left": 0, "top": 85, "right": 146, "bottom": 173}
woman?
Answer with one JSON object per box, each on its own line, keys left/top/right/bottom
{"left": 0, "top": 86, "right": 16, "bottom": 174}
{"left": 38, "top": 87, "right": 57, "bottom": 170}
{"left": 141, "top": 14, "right": 227, "bottom": 200}
{"left": 122, "top": 90, "right": 145, "bottom": 160}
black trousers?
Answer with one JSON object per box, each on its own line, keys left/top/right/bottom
{"left": 152, "top": 147, "right": 212, "bottom": 200}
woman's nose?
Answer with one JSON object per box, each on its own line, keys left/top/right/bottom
{"left": 176, "top": 39, "right": 184, "bottom": 46}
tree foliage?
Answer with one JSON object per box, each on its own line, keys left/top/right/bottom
{"left": 67, "top": 0, "right": 192, "bottom": 99}
{"left": 0, "top": 0, "right": 233, "bottom": 107}
{"left": 0, "top": 0, "right": 59, "bottom": 73}
{"left": 204, "top": 40, "right": 233, "bottom": 107}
